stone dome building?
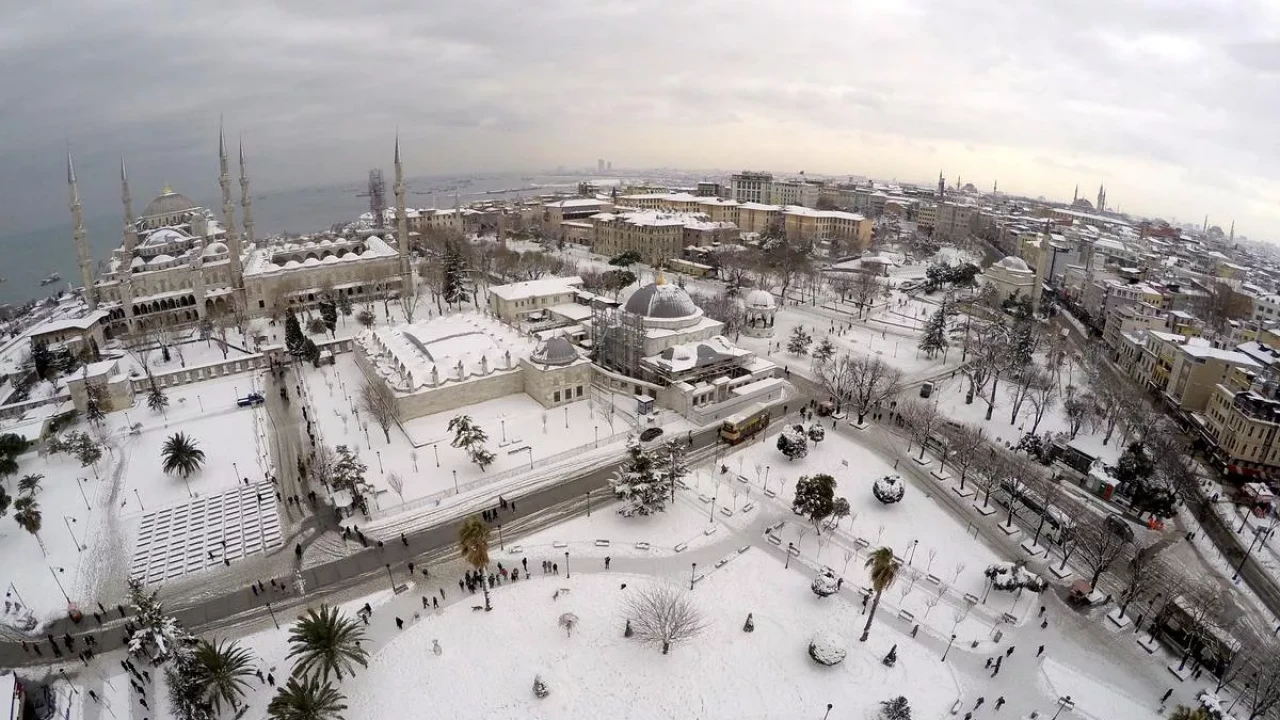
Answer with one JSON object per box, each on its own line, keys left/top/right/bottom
{"left": 742, "top": 289, "right": 777, "bottom": 338}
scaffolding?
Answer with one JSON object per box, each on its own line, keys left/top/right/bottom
{"left": 590, "top": 301, "right": 646, "bottom": 378}
{"left": 358, "top": 169, "right": 386, "bottom": 229}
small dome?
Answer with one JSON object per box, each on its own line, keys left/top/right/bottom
{"left": 142, "top": 189, "right": 198, "bottom": 218}
{"left": 203, "top": 242, "right": 228, "bottom": 256}
{"left": 531, "top": 336, "right": 578, "bottom": 366}
{"left": 745, "top": 289, "right": 776, "bottom": 309}
{"left": 303, "top": 257, "right": 321, "bottom": 266}
{"left": 268, "top": 263, "right": 282, "bottom": 271}
{"left": 624, "top": 279, "right": 699, "bottom": 319}
{"left": 319, "top": 238, "right": 333, "bottom": 247}
{"left": 149, "top": 253, "right": 174, "bottom": 265}
{"left": 995, "top": 256, "right": 1032, "bottom": 273}
{"left": 130, "top": 256, "right": 145, "bottom": 269}
{"left": 284, "top": 260, "right": 301, "bottom": 269}
{"left": 321, "top": 254, "right": 339, "bottom": 264}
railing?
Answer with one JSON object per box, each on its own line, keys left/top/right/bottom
{"left": 131, "top": 338, "right": 354, "bottom": 392}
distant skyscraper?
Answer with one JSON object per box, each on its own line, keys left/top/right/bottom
{"left": 597, "top": 159, "right": 605, "bottom": 173}
{"left": 607, "top": 160, "right": 613, "bottom": 172}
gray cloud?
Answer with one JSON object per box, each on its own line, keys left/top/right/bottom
{"left": 2, "top": 0, "right": 1280, "bottom": 237}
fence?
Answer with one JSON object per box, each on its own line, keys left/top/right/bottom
{"left": 131, "top": 338, "right": 355, "bottom": 392}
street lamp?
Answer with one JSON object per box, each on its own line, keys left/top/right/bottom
{"left": 565, "top": 551, "right": 570, "bottom": 579}
{"left": 823, "top": 703, "right": 833, "bottom": 720}
{"left": 76, "top": 478, "right": 91, "bottom": 511}
{"left": 453, "top": 470, "right": 459, "bottom": 494}
{"left": 594, "top": 425, "right": 600, "bottom": 448}
{"left": 265, "top": 601, "right": 279, "bottom": 629}
{"left": 941, "top": 633, "right": 957, "bottom": 661}
{"left": 498, "top": 525, "right": 504, "bottom": 551}
{"left": 907, "top": 540, "right": 919, "bottom": 566}
{"left": 133, "top": 488, "right": 145, "bottom": 510}
{"left": 786, "top": 542, "right": 795, "bottom": 569}
{"left": 433, "top": 443, "right": 440, "bottom": 467}
{"left": 1051, "top": 695, "right": 1074, "bottom": 720}
{"left": 525, "top": 447, "right": 533, "bottom": 470}
{"left": 63, "top": 516, "right": 83, "bottom": 552}
{"left": 690, "top": 562, "right": 697, "bottom": 590}
{"left": 377, "top": 451, "right": 384, "bottom": 474}
{"left": 764, "top": 465, "right": 771, "bottom": 493}
{"left": 384, "top": 563, "right": 396, "bottom": 592}
{"left": 48, "top": 566, "right": 70, "bottom": 603}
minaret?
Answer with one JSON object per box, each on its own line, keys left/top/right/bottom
{"left": 1096, "top": 184, "right": 1105, "bottom": 213}
{"left": 239, "top": 139, "right": 255, "bottom": 246}
{"left": 394, "top": 133, "right": 412, "bottom": 288}
{"left": 218, "top": 122, "right": 245, "bottom": 295}
{"left": 1230, "top": 220, "right": 1236, "bottom": 244}
{"left": 121, "top": 159, "right": 138, "bottom": 254}
{"left": 936, "top": 171, "right": 945, "bottom": 201}
{"left": 1073, "top": 184, "right": 1078, "bottom": 204}
{"left": 67, "top": 152, "right": 97, "bottom": 310}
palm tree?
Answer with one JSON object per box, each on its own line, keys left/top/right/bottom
{"left": 147, "top": 384, "right": 169, "bottom": 416}
{"left": 191, "top": 638, "right": 257, "bottom": 715}
{"left": 162, "top": 432, "right": 206, "bottom": 479}
{"left": 286, "top": 605, "right": 368, "bottom": 682}
{"left": 859, "top": 546, "right": 900, "bottom": 642}
{"left": 1168, "top": 706, "right": 1208, "bottom": 720}
{"left": 18, "top": 473, "right": 42, "bottom": 496}
{"left": 13, "top": 495, "right": 43, "bottom": 554}
{"left": 267, "top": 675, "right": 348, "bottom": 720}
{"left": 458, "top": 516, "right": 492, "bottom": 611}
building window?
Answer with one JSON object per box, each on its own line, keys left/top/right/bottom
{"left": 259, "top": 300, "right": 266, "bottom": 308}
{"left": 576, "top": 386, "right": 583, "bottom": 398}
{"left": 553, "top": 390, "right": 561, "bottom": 403}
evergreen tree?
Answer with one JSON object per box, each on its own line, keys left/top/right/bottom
{"left": 787, "top": 326, "right": 813, "bottom": 356}
{"left": 447, "top": 415, "right": 494, "bottom": 470}
{"left": 147, "top": 382, "right": 170, "bottom": 415}
{"left": 302, "top": 338, "right": 321, "bottom": 367}
{"left": 306, "top": 316, "right": 327, "bottom": 337}
{"left": 337, "top": 294, "right": 353, "bottom": 318}
{"left": 127, "top": 577, "right": 192, "bottom": 665}
{"left": 610, "top": 438, "right": 670, "bottom": 516}
{"left": 776, "top": 426, "right": 809, "bottom": 461}
{"left": 319, "top": 300, "right": 338, "bottom": 337}
{"left": 918, "top": 307, "right": 949, "bottom": 359}
{"left": 879, "top": 695, "right": 912, "bottom": 720}
{"left": 655, "top": 438, "right": 690, "bottom": 504}
{"left": 284, "top": 309, "right": 306, "bottom": 357}
{"left": 30, "top": 340, "right": 54, "bottom": 381}
{"left": 532, "top": 675, "right": 550, "bottom": 699}
{"left": 792, "top": 473, "right": 837, "bottom": 531}
{"left": 812, "top": 337, "right": 836, "bottom": 364}
{"left": 442, "top": 242, "right": 470, "bottom": 309}
{"left": 331, "top": 446, "right": 373, "bottom": 513}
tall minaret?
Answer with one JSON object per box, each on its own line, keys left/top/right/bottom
{"left": 1072, "top": 184, "right": 1078, "bottom": 204}
{"left": 1230, "top": 220, "right": 1236, "bottom": 245}
{"left": 239, "top": 140, "right": 255, "bottom": 247}
{"left": 1096, "top": 184, "right": 1105, "bottom": 213}
{"left": 67, "top": 152, "right": 97, "bottom": 310}
{"left": 394, "top": 133, "right": 412, "bottom": 288}
{"left": 121, "top": 159, "right": 138, "bottom": 253}
{"left": 936, "top": 171, "right": 945, "bottom": 201}
{"left": 218, "top": 122, "right": 245, "bottom": 294}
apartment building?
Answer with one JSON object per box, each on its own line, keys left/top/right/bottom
{"left": 1103, "top": 302, "right": 1166, "bottom": 356}
{"left": 730, "top": 172, "right": 773, "bottom": 204}
{"left": 487, "top": 276, "right": 584, "bottom": 323}
{"left": 781, "top": 206, "right": 874, "bottom": 251}
{"left": 1203, "top": 374, "right": 1280, "bottom": 478}
{"left": 737, "top": 202, "right": 783, "bottom": 235}
{"left": 934, "top": 203, "right": 979, "bottom": 242}
{"left": 916, "top": 203, "right": 937, "bottom": 230}
{"left": 592, "top": 211, "right": 693, "bottom": 265}
{"left": 769, "top": 180, "right": 821, "bottom": 208}
{"left": 1165, "top": 343, "right": 1260, "bottom": 413}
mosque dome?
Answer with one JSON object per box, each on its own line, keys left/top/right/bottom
{"left": 994, "top": 256, "right": 1032, "bottom": 274}
{"left": 202, "top": 242, "right": 228, "bottom": 256}
{"left": 745, "top": 289, "right": 776, "bottom": 310}
{"left": 531, "top": 336, "right": 579, "bottom": 366}
{"left": 623, "top": 275, "right": 699, "bottom": 320}
{"left": 143, "top": 188, "right": 199, "bottom": 218}
{"left": 143, "top": 227, "right": 188, "bottom": 246}
{"left": 149, "top": 254, "right": 174, "bottom": 266}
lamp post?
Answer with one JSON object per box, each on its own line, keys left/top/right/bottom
{"left": 907, "top": 539, "right": 919, "bottom": 566}
{"left": 586, "top": 491, "right": 592, "bottom": 517}
{"left": 133, "top": 488, "right": 144, "bottom": 510}
{"left": 690, "top": 562, "right": 697, "bottom": 590}
{"left": 453, "top": 470, "right": 459, "bottom": 494}
{"left": 63, "top": 516, "right": 83, "bottom": 552}
{"left": 433, "top": 443, "right": 440, "bottom": 467}
{"left": 823, "top": 703, "right": 833, "bottom": 720}
{"left": 232, "top": 461, "right": 240, "bottom": 482}
{"left": 6, "top": 583, "right": 26, "bottom": 608}
{"left": 565, "top": 551, "right": 570, "bottom": 579}
{"left": 265, "top": 601, "right": 280, "bottom": 629}
{"left": 498, "top": 525, "right": 504, "bottom": 551}
{"left": 48, "top": 566, "right": 70, "bottom": 604}
{"left": 525, "top": 447, "right": 533, "bottom": 470}
{"left": 594, "top": 425, "right": 600, "bottom": 448}
{"left": 786, "top": 542, "right": 795, "bottom": 569}
{"left": 377, "top": 451, "right": 384, "bottom": 474}
{"left": 1051, "top": 695, "right": 1074, "bottom": 720}
{"left": 764, "top": 465, "right": 771, "bottom": 493}
{"left": 942, "top": 633, "right": 957, "bottom": 661}
{"left": 385, "top": 563, "right": 398, "bottom": 592}
{"left": 76, "top": 478, "right": 91, "bottom": 511}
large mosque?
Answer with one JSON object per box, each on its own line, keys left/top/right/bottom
{"left": 68, "top": 130, "right": 416, "bottom": 340}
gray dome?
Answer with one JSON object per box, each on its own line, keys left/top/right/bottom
{"left": 531, "top": 336, "right": 578, "bottom": 366}
{"left": 624, "top": 281, "right": 699, "bottom": 319}
{"left": 745, "top": 289, "right": 775, "bottom": 310}
{"left": 143, "top": 189, "right": 199, "bottom": 218}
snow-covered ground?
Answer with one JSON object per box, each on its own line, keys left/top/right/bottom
{"left": 0, "top": 373, "right": 270, "bottom": 626}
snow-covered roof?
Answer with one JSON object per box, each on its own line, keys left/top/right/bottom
{"left": 545, "top": 198, "right": 609, "bottom": 209}
{"left": 358, "top": 313, "right": 536, "bottom": 393}
{"left": 781, "top": 205, "right": 867, "bottom": 222}
{"left": 1181, "top": 345, "right": 1260, "bottom": 366}
{"left": 488, "top": 276, "right": 583, "bottom": 302}
{"left": 642, "top": 335, "right": 751, "bottom": 373}
{"left": 29, "top": 310, "right": 108, "bottom": 336}
{"left": 738, "top": 202, "right": 781, "bottom": 211}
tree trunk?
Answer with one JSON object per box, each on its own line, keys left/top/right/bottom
{"left": 986, "top": 376, "right": 1000, "bottom": 420}
{"left": 662, "top": 640, "right": 670, "bottom": 655}
{"left": 382, "top": 427, "right": 391, "bottom": 444}
{"left": 859, "top": 591, "right": 883, "bottom": 641}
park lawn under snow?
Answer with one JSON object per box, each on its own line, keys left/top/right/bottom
{"left": 297, "top": 354, "right": 688, "bottom": 512}
{"left": 513, "top": 489, "right": 723, "bottom": 560}
{"left": 347, "top": 550, "right": 960, "bottom": 720}
{"left": 0, "top": 373, "right": 268, "bottom": 627}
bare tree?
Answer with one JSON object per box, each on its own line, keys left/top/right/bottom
{"left": 1213, "top": 626, "right": 1260, "bottom": 694}
{"left": 1115, "top": 546, "right": 1161, "bottom": 619}
{"left": 622, "top": 584, "right": 707, "bottom": 655}
{"left": 387, "top": 471, "right": 405, "bottom": 504}
{"left": 1062, "top": 384, "right": 1091, "bottom": 440}
{"left": 1023, "top": 368, "right": 1059, "bottom": 434}
{"left": 828, "top": 355, "right": 902, "bottom": 425}
{"left": 1004, "top": 365, "right": 1040, "bottom": 427}
{"left": 850, "top": 272, "right": 883, "bottom": 319}
{"left": 310, "top": 444, "right": 337, "bottom": 491}
{"left": 400, "top": 269, "right": 426, "bottom": 324}
{"left": 900, "top": 399, "right": 941, "bottom": 461}
{"left": 944, "top": 423, "right": 985, "bottom": 490}
{"left": 1086, "top": 359, "right": 1127, "bottom": 446}
{"left": 922, "top": 586, "right": 945, "bottom": 620}
{"left": 1075, "top": 516, "right": 1133, "bottom": 588}
{"left": 360, "top": 379, "right": 398, "bottom": 444}
{"left": 1241, "top": 650, "right": 1280, "bottom": 720}
{"left": 1053, "top": 500, "right": 1087, "bottom": 573}
{"left": 1175, "top": 581, "right": 1227, "bottom": 672}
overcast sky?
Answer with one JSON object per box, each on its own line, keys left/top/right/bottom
{"left": 3, "top": 0, "right": 1279, "bottom": 238}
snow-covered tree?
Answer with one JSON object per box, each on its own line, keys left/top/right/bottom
{"left": 808, "top": 634, "right": 847, "bottom": 665}
{"left": 872, "top": 475, "right": 906, "bottom": 504}
{"left": 331, "top": 445, "right": 373, "bottom": 513}
{"left": 127, "top": 577, "right": 192, "bottom": 666}
{"left": 447, "top": 414, "right": 495, "bottom": 471}
{"left": 811, "top": 569, "right": 841, "bottom": 597}
{"left": 776, "top": 425, "right": 809, "bottom": 461}
{"left": 532, "top": 675, "right": 550, "bottom": 699}
{"left": 983, "top": 561, "right": 1047, "bottom": 593}
{"left": 284, "top": 309, "right": 307, "bottom": 357}
{"left": 917, "top": 307, "right": 948, "bottom": 359}
{"left": 786, "top": 326, "right": 813, "bottom": 356}
{"left": 622, "top": 584, "right": 706, "bottom": 655}
{"left": 655, "top": 439, "right": 690, "bottom": 505}
{"left": 879, "top": 696, "right": 913, "bottom": 720}
{"left": 793, "top": 473, "right": 837, "bottom": 531}
{"left": 807, "top": 424, "right": 825, "bottom": 443}
{"left": 610, "top": 438, "right": 670, "bottom": 516}
{"left": 443, "top": 241, "right": 471, "bottom": 309}
{"left": 817, "top": 354, "right": 903, "bottom": 425}
{"left": 812, "top": 337, "right": 836, "bottom": 364}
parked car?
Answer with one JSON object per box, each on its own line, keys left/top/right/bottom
{"left": 639, "top": 427, "right": 664, "bottom": 442}
{"left": 237, "top": 393, "right": 265, "bottom": 408}
{"left": 1104, "top": 513, "right": 1135, "bottom": 541}
{"left": 919, "top": 381, "right": 935, "bottom": 399}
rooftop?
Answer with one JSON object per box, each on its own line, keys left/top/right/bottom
{"left": 488, "top": 276, "right": 583, "bottom": 302}
{"left": 29, "top": 310, "right": 108, "bottom": 336}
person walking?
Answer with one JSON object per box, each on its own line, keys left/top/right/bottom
{"left": 522, "top": 557, "right": 528, "bottom": 572}
{"left": 267, "top": 673, "right": 275, "bottom": 687}
{"left": 439, "top": 588, "right": 446, "bottom": 600}
{"left": 553, "top": 563, "right": 559, "bottom": 575}
{"left": 974, "top": 697, "right": 984, "bottom": 710}
{"left": 1037, "top": 644, "right": 1045, "bottom": 657}
{"left": 423, "top": 596, "right": 429, "bottom": 609}
{"left": 432, "top": 596, "right": 439, "bottom": 609}
{"left": 605, "top": 556, "right": 611, "bottom": 570}
{"left": 1160, "top": 688, "right": 1173, "bottom": 703}
{"left": 395, "top": 617, "right": 404, "bottom": 630}
{"left": 1005, "top": 646, "right": 1015, "bottom": 657}
{"left": 995, "top": 697, "right": 1005, "bottom": 710}
{"left": 458, "top": 578, "right": 465, "bottom": 592}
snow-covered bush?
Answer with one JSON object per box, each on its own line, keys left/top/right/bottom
{"left": 777, "top": 427, "right": 809, "bottom": 461}
{"left": 808, "top": 634, "right": 847, "bottom": 666}
{"left": 872, "top": 475, "right": 906, "bottom": 504}
{"left": 983, "top": 561, "right": 1048, "bottom": 593}
{"left": 610, "top": 438, "right": 670, "bottom": 517}
{"left": 1196, "top": 690, "right": 1230, "bottom": 719}
{"left": 811, "top": 570, "right": 841, "bottom": 598}
{"left": 807, "top": 424, "right": 826, "bottom": 443}
{"left": 880, "top": 695, "right": 913, "bottom": 719}
{"left": 532, "top": 674, "right": 550, "bottom": 699}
